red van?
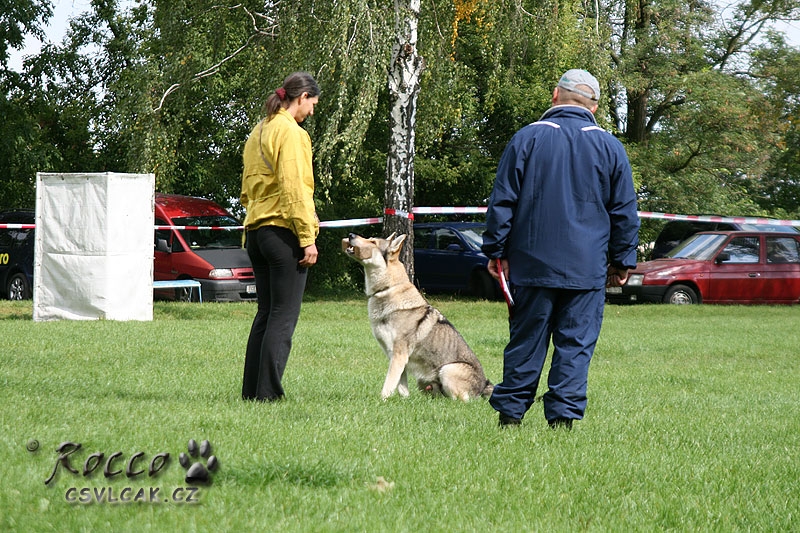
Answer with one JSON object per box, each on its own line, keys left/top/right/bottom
{"left": 154, "top": 193, "right": 256, "bottom": 302}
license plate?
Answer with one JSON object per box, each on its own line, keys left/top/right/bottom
{"left": 246, "top": 284, "right": 257, "bottom": 294}
{"left": 606, "top": 286, "right": 622, "bottom": 294}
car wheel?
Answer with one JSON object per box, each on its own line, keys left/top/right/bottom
{"left": 175, "top": 283, "right": 200, "bottom": 302}
{"left": 470, "top": 270, "right": 496, "bottom": 300}
{"left": 663, "top": 284, "right": 699, "bottom": 305}
{"left": 7, "top": 273, "right": 31, "bottom": 300}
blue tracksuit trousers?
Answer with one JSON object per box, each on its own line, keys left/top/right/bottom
{"left": 489, "top": 286, "right": 605, "bottom": 422}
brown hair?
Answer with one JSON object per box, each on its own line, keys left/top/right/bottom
{"left": 263, "top": 71, "right": 321, "bottom": 119}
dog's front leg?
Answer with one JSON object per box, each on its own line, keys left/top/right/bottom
{"left": 381, "top": 345, "right": 410, "bottom": 400}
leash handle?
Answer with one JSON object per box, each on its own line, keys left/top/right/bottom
{"left": 496, "top": 259, "right": 515, "bottom": 309}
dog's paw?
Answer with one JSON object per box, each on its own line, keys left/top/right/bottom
{"left": 178, "top": 439, "right": 219, "bottom": 485}
{"left": 381, "top": 385, "right": 396, "bottom": 400}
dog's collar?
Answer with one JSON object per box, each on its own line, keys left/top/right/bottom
{"left": 367, "top": 286, "right": 392, "bottom": 298}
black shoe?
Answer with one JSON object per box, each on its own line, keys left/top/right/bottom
{"left": 548, "top": 418, "right": 573, "bottom": 430}
{"left": 255, "top": 394, "right": 285, "bottom": 403}
{"left": 499, "top": 414, "right": 522, "bottom": 427}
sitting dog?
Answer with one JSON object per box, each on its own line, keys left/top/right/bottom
{"left": 342, "top": 232, "right": 493, "bottom": 401}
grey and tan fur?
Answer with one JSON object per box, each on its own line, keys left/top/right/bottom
{"left": 342, "top": 232, "right": 493, "bottom": 401}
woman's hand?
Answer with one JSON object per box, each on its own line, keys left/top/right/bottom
{"left": 299, "top": 244, "right": 318, "bottom": 267}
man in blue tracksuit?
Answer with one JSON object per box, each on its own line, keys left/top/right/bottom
{"left": 482, "top": 69, "right": 640, "bottom": 429}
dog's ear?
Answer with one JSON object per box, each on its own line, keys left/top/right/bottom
{"left": 386, "top": 232, "right": 397, "bottom": 241}
{"left": 387, "top": 233, "right": 407, "bottom": 255}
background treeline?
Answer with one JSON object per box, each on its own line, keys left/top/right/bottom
{"left": 2, "top": 0, "right": 799, "bottom": 291}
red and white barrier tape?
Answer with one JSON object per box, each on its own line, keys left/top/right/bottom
{"left": 154, "top": 225, "right": 242, "bottom": 231}
{"left": 319, "top": 217, "right": 383, "bottom": 228}
{"left": 413, "top": 206, "right": 488, "bottom": 215}
{"left": 383, "top": 208, "right": 414, "bottom": 220}
{"left": 322, "top": 206, "right": 487, "bottom": 226}
{"left": 0, "top": 224, "right": 36, "bottom": 229}
{"left": 637, "top": 211, "right": 800, "bottom": 226}
{"left": 154, "top": 215, "right": 385, "bottom": 230}
{"left": 4, "top": 209, "right": 799, "bottom": 230}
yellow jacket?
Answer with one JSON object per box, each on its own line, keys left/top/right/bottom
{"left": 240, "top": 108, "right": 319, "bottom": 247}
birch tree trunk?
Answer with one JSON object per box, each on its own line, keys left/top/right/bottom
{"left": 385, "top": 0, "right": 424, "bottom": 279}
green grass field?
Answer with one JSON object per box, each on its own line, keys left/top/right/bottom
{"left": 1, "top": 298, "right": 798, "bottom": 531}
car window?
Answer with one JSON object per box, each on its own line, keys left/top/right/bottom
{"left": 766, "top": 237, "right": 800, "bottom": 264}
{"left": 154, "top": 218, "right": 175, "bottom": 252}
{"left": 172, "top": 216, "right": 242, "bottom": 248}
{"left": 0, "top": 228, "right": 30, "bottom": 248}
{"left": 652, "top": 222, "right": 717, "bottom": 259}
{"left": 720, "top": 236, "right": 760, "bottom": 263}
{"left": 668, "top": 233, "right": 728, "bottom": 260}
{"left": 715, "top": 223, "right": 737, "bottom": 231}
{"left": 414, "top": 228, "right": 433, "bottom": 249}
{"left": 458, "top": 227, "right": 484, "bottom": 251}
{"left": 434, "top": 229, "right": 461, "bottom": 250}
{"left": 656, "top": 222, "right": 692, "bottom": 243}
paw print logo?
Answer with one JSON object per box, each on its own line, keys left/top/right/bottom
{"left": 179, "top": 439, "right": 218, "bottom": 485}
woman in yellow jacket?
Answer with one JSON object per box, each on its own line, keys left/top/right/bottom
{"left": 240, "top": 72, "right": 320, "bottom": 402}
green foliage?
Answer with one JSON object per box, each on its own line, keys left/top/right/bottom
{"left": 0, "top": 0, "right": 51, "bottom": 66}
{"left": 631, "top": 69, "right": 779, "bottom": 215}
{"left": 0, "top": 94, "right": 45, "bottom": 208}
{"left": 306, "top": 227, "right": 367, "bottom": 296}
{"left": 762, "top": 123, "right": 800, "bottom": 216}
{"left": 605, "top": 0, "right": 800, "bottom": 217}
{"left": 1, "top": 300, "right": 799, "bottom": 530}
{"left": 751, "top": 34, "right": 800, "bottom": 216}
{"left": 2, "top": 0, "right": 800, "bottom": 222}
{"left": 414, "top": 0, "right": 611, "bottom": 208}
{"left": 609, "top": 0, "right": 715, "bottom": 141}
{"left": 140, "top": 0, "right": 266, "bottom": 206}
{"left": 0, "top": 0, "right": 54, "bottom": 209}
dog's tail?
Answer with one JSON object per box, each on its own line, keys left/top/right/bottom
{"left": 481, "top": 380, "right": 494, "bottom": 399}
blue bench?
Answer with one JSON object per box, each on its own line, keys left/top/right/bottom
{"left": 153, "top": 279, "right": 203, "bottom": 303}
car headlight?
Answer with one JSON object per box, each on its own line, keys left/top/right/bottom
{"left": 209, "top": 268, "right": 234, "bottom": 279}
{"left": 626, "top": 274, "right": 644, "bottom": 286}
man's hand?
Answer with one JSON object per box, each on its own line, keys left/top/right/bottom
{"left": 487, "top": 258, "right": 509, "bottom": 282}
{"left": 606, "top": 265, "right": 629, "bottom": 287}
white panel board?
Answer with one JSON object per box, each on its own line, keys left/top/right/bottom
{"left": 33, "top": 173, "right": 155, "bottom": 321}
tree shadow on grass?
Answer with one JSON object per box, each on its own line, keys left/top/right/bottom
{"left": 0, "top": 301, "right": 32, "bottom": 320}
{"left": 228, "top": 459, "right": 350, "bottom": 488}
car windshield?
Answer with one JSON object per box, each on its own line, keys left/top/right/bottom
{"left": 459, "top": 227, "right": 485, "bottom": 251}
{"left": 666, "top": 233, "right": 728, "bottom": 260}
{"left": 173, "top": 216, "right": 243, "bottom": 248}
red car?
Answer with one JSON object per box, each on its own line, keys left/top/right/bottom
{"left": 154, "top": 194, "right": 256, "bottom": 302}
{"left": 606, "top": 231, "right": 800, "bottom": 304}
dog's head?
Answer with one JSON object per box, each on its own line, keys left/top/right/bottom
{"left": 343, "top": 233, "right": 410, "bottom": 296}
{"left": 342, "top": 232, "right": 406, "bottom": 267}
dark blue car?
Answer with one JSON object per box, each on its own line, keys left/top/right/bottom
{"left": 413, "top": 222, "right": 500, "bottom": 299}
{"left": 0, "top": 209, "right": 35, "bottom": 300}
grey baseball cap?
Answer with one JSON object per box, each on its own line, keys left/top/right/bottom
{"left": 557, "top": 69, "right": 600, "bottom": 101}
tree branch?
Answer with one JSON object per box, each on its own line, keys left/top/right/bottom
{"left": 153, "top": 4, "right": 279, "bottom": 113}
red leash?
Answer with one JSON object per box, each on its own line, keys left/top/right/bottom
{"left": 496, "top": 259, "right": 515, "bottom": 314}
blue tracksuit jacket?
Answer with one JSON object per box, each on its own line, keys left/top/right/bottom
{"left": 482, "top": 105, "right": 640, "bottom": 289}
